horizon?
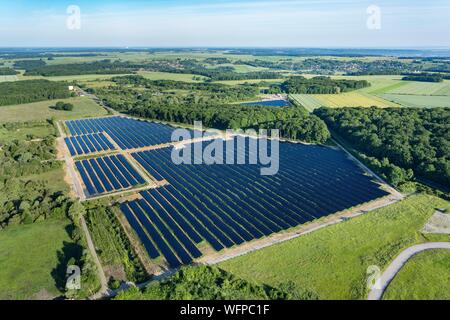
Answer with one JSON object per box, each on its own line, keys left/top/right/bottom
{"left": 1, "top": 0, "right": 450, "bottom": 47}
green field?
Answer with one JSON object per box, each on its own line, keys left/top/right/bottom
{"left": 0, "top": 97, "right": 108, "bottom": 123}
{"left": 380, "top": 93, "right": 450, "bottom": 108}
{"left": 136, "top": 71, "right": 208, "bottom": 82}
{"left": 0, "top": 122, "right": 55, "bottom": 143}
{"left": 219, "top": 194, "right": 450, "bottom": 300}
{"left": 383, "top": 249, "right": 450, "bottom": 300}
{"left": 0, "top": 218, "right": 74, "bottom": 300}
{"left": 385, "top": 81, "right": 450, "bottom": 96}
{"left": 290, "top": 92, "right": 400, "bottom": 111}
{"left": 290, "top": 94, "right": 324, "bottom": 111}
{"left": 0, "top": 75, "right": 18, "bottom": 82}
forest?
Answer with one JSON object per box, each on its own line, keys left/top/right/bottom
{"left": 402, "top": 73, "right": 444, "bottom": 82}
{"left": 0, "top": 80, "right": 73, "bottom": 106}
{"left": 269, "top": 76, "right": 370, "bottom": 94}
{"left": 21, "top": 59, "right": 142, "bottom": 76}
{"left": 94, "top": 76, "right": 330, "bottom": 143}
{"left": 0, "top": 67, "right": 18, "bottom": 75}
{"left": 314, "top": 107, "right": 450, "bottom": 188}
{"left": 115, "top": 265, "right": 319, "bottom": 300}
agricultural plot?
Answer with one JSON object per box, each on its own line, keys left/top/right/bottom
{"left": 385, "top": 81, "right": 450, "bottom": 96}
{"left": 380, "top": 94, "right": 450, "bottom": 108}
{"left": 64, "top": 132, "right": 115, "bottom": 156}
{"left": 123, "top": 137, "right": 389, "bottom": 268}
{"left": 290, "top": 92, "right": 399, "bottom": 111}
{"left": 66, "top": 116, "right": 185, "bottom": 150}
{"left": 312, "top": 92, "right": 399, "bottom": 108}
{"left": 290, "top": 94, "right": 324, "bottom": 111}
{"left": 75, "top": 154, "right": 146, "bottom": 197}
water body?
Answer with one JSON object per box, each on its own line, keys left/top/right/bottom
{"left": 241, "top": 99, "right": 290, "bottom": 107}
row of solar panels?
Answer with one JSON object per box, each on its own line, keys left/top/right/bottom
{"left": 121, "top": 188, "right": 204, "bottom": 268}
{"left": 66, "top": 116, "right": 179, "bottom": 150}
{"left": 65, "top": 133, "right": 115, "bottom": 156}
{"left": 76, "top": 154, "right": 146, "bottom": 197}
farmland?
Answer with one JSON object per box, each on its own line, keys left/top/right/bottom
{"left": 381, "top": 93, "right": 450, "bottom": 108}
{"left": 384, "top": 81, "right": 450, "bottom": 96}
{"left": 219, "top": 194, "right": 450, "bottom": 300}
{"left": 290, "top": 92, "right": 399, "bottom": 111}
{"left": 0, "top": 97, "right": 108, "bottom": 123}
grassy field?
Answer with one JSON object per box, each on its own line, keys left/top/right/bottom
{"left": 0, "top": 97, "right": 108, "bottom": 123}
{"left": 0, "top": 75, "right": 18, "bottom": 82}
{"left": 380, "top": 93, "right": 450, "bottom": 108}
{"left": 290, "top": 94, "right": 324, "bottom": 111}
{"left": 290, "top": 92, "right": 400, "bottom": 111}
{"left": 219, "top": 194, "right": 450, "bottom": 300}
{"left": 385, "top": 81, "right": 450, "bottom": 96}
{"left": 0, "top": 218, "right": 73, "bottom": 300}
{"left": 0, "top": 122, "right": 55, "bottom": 143}
{"left": 136, "top": 71, "right": 208, "bottom": 82}
{"left": 383, "top": 249, "right": 450, "bottom": 300}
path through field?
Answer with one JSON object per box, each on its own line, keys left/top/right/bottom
{"left": 368, "top": 242, "right": 450, "bottom": 300}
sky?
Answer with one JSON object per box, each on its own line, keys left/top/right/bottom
{"left": 1, "top": 0, "right": 450, "bottom": 48}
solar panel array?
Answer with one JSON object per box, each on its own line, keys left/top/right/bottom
{"left": 123, "top": 137, "right": 389, "bottom": 267}
{"left": 66, "top": 116, "right": 181, "bottom": 149}
{"left": 76, "top": 154, "right": 146, "bottom": 197}
{"left": 64, "top": 133, "right": 115, "bottom": 156}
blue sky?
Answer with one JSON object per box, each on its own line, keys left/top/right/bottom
{"left": 1, "top": 0, "right": 450, "bottom": 47}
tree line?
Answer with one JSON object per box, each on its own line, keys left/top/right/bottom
{"left": 0, "top": 80, "right": 73, "bottom": 106}
{"left": 314, "top": 107, "right": 450, "bottom": 188}
{"left": 95, "top": 76, "right": 331, "bottom": 144}
{"left": 268, "top": 76, "right": 370, "bottom": 94}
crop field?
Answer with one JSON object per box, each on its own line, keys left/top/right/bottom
{"left": 0, "top": 97, "right": 107, "bottom": 123}
{"left": 75, "top": 154, "right": 146, "bottom": 197}
{"left": 290, "top": 92, "right": 399, "bottom": 111}
{"left": 380, "top": 94, "right": 450, "bottom": 108}
{"left": 65, "top": 132, "right": 116, "bottom": 156}
{"left": 289, "top": 94, "right": 324, "bottom": 111}
{"left": 120, "top": 137, "right": 389, "bottom": 268}
{"left": 66, "top": 116, "right": 184, "bottom": 149}
{"left": 384, "top": 81, "right": 450, "bottom": 96}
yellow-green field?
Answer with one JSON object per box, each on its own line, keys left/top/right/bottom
{"left": 0, "top": 97, "right": 108, "bottom": 123}
{"left": 290, "top": 92, "right": 400, "bottom": 111}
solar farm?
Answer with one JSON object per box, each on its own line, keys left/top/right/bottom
{"left": 62, "top": 116, "right": 392, "bottom": 270}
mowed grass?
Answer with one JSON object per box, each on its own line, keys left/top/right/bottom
{"left": 290, "top": 94, "right": 324, "bottom": 112}
{"left": 137, "top": 71, "right": 208, "bottom": 82}
{"left": 0, "top": 75, "right": 18, "bottom": 82}
{"left": 219, "top": 194, "right": 450, "bottom": 300}
{"left": 0, "top": 218, "right": 73, "bottom": 300}
{"left": 383, "top": 249, "right": 450, "bottom": 300}
{"left": 215, "top": 79, "right": 284, "bottom": 85}
{"left": 386, "top": 81, "right": 450, "bottom": 96}
{"left": 0, "top": 97, "right": 108, "bottom": 123}
{"left": 313, "top": 92, "right": 400, "bottom": 108}
{"left": 380, "top": 94, "right": 450, "bottom": 108}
